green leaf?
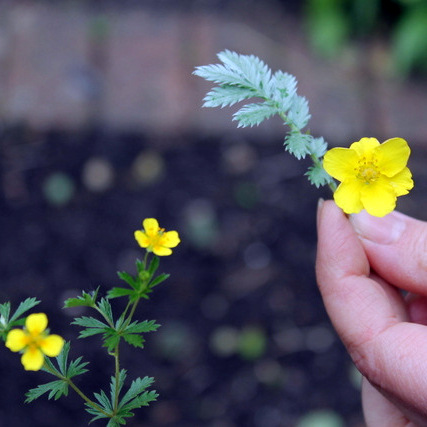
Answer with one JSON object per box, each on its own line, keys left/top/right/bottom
{"left": 107, "top": 287, "right": 136, "bottom": 300}
{"left": 9, "top": 297, "right": 41, "bottom": 324}
{"left": 119, "top": 376, "right": 156, "bottom": 408}
{"left": 64, "top": 288, "right": 99, "bottom": 309}
{"left": 97, "top": 298, "right": 114, "bottom": 326}
{"left": 149, "top": 273, "right": 170, "bottom": 288}
{"left": 148, "top": 256, "right": 160, "bottom": 277}
{"left": 73, "top": 316, "right": 110, "bottom": 330}
{"left": 233, "top": 102, "right": 278, "bottom": 128}
{"left": 125, "top": 320, "right": 160, "bottom": 334}
{"left": 284, "top": 133, "right": 311, "bottom": 160}
{"left": 117, "top": 271, "right": 138, "bottom": 290}
{"left": 110, "top": 369, "right": 127, "bottom": 407}
{"left": 271, "top": 70, "right": 297, "bottom": 110}
{"left": 25, "top": 380, "right": 68, "bottom": 403}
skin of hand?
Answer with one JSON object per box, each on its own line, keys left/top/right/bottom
{"left": 316, "top": 200, "right": 427, "bottom": 426}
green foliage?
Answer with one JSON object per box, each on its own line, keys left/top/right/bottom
{"left": 85, "top": 371, "right": 158, "bottom": 425}
{"left": 194, "top": 50, "right": 334, "bottom": 189}
{"left": 26, "top": 342, "right": 89, "bottom": 403}
{"left": 0, "top": 297, "right": 40, "bottom": 339}
{"left": 64, "top": 288, "right": 99, "bottom": 309}
{"left": 305, "top": 0, "right": 427, "bottom": 76}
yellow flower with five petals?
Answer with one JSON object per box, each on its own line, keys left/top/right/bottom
{"left": 323, "top": 137, "right": 414, "bottom": 217}
{"left": 6, "top": 313, "right": 64, "bottom": 371}
{"left": 134, "top": 218, "right": 180, "bottom": 256}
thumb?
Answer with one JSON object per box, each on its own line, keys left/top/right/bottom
{"left": 350, "top": 210, "right": 427, "bottom": 295}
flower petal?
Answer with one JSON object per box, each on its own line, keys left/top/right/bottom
{"left": 333, "top": 179, "right": 364, "bottom": 214}
{"left": 360, "top": 177, "right": 397, "bottom": 217}
{"left": 323, "top": 148, "right": 359, "bottom": 181}
{"left": 40, "top": 334, "right": 65, "bottom": 357}
{"left": 26, "top": 313, "right": 48, "bottom": 335}
{"left": 349, "top": 137, "right": 380, "bottom": 157}
{"left": 390, "top": 167, "right": 414, "bottom": 196}
{"left": 6, "top": 329, "right": 28, "bottom": 352}
{"left": 152, "top": 245, "right": 173, "bottom": 256}
{"left": 143, "top": 218, "right": 160, "bottom": 237}
{"left": 159, "top": 231, "right": 180, "bottom": 248}
{"left": 376, "top": 137, "right": 411, "bottom": 177}
{"left": 22, "top": 347, "right": 45, "bottom": 371}
{"left": 134, "top": 230, "right": 150, "bottom": 248}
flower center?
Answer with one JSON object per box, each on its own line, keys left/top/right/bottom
{"left": 356, "top": 156, "right": 379, "bottom": 183}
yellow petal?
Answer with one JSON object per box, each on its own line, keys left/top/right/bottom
{"left": 22, "top": 347, "right": 45, "bottom": 371}
{"left": 134, "top": 230, "right": 150, "bottom": 248}
{"left": 390, "top": 167, "right": 414, "bottom": 196}
{"left": 152, "top": 245, "right": 173, "bottom": 256}
{"left": 360, "top": 178, "right": 396, "bottom": 217}
{"left": 376, "top": 137, "right": 411, "bottom": 177}
{"left": 26, "top": 313, "right": 48, "bottom": 335}
{"left": 143, "top": 218, "right": 160, "bottom": 237}
{"left": 323, "top": 148, "right": 359, "bottom": 181}
{"left": 333, "top": 179, "right": 364, "bottom": 214}
{"left": 159, "top": 231, "right": 180, "bottom": 248}
{"left": 40, "top": 334, "right": 65, "bottom": 357}
{"left": 349, "top": 137, "right": 380, "bottom": 157}
{"left": 6, "top": 329, "right": 28, "bottom": 352}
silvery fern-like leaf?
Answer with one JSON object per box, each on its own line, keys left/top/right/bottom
{"left": 306, "top": 164, "right": 334, "bottom": 188}
{"left": 284, "top": 133, "right": 311, "bottom": 160}
{"left": 271, "top": 71, "right": 298, "bottom": 111}
{"left": 193, "top": 63, "right": 249, "bottom": 87}
{"left": 286, "top": 95, "right": 311, "bottom": 129}
{"left": 233, "top": 102, "right": 278, "bottom": 128}
{"left": 310, "top": 137, "right": 328, "bottom": 158}
{"left": 217, "top": 50, "right": 272, "bottom": 94}
{"left": 203, "top": 85, "right": 257, "bottom": 108}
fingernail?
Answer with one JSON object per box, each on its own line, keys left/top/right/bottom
{"left": 350, "top": 210, "right": 406, "bottom": 244}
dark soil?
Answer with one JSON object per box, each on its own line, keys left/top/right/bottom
{"left": 1, "top": 127, "right": 426, "bottom": 427}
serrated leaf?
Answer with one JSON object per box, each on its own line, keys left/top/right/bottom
{"left": 107, "top": 287, "right": 136, "bottom": 300}
{"left": 125, "top": 320, "right": 160, "bottom": 334}
{"left": 286, "top": 95, "right": 311, "bottom": 129}
{"left": 67, "top": 356, "right": 90, "bottom": 378}
{"left": 64, "top": 288, "right": 98, "bottom": 308}
{"left": 233, "top": 102, "right": 278, "bottom": 128}
{"left": 203, "top": 85, "right": 257, "bottom": 108}
{"left": 25, "top": 380, "right": 68, "bottom": 403}
{"left": 123, "top": 333, "right": 145, "bottom": 348}
{"left": 310, "top": 136, "right": 328, "bottom": 158}
{"left": 10, "top": 297, "right": 40, "bottom": 323}
{"left": 284, "top": 133, "right": 311, "bottom": 160}
{"left": 119, "top": 376, "right": 156, "bottom": 408}
{"left": 117, "top": 272, "right": 138, "bottom": 290}
{"left": 149, "top": 273, "right": 170, "bottom": 288}
{"left": 148, "top": 256, "right": 160, "bottom": 276}
{"left": 271, "top": 70, "right": 298, "bottom": 110}
{"left": 73, "top": 316, "right": 109, "bottom": 330}
{"left": 110, "top": 369, "right": 127, "bottom": 408}
{"left": 97, "top": 299, "right": 114, "bottom": 326}
{"left": 305, "top": 164, "right": 334, "bottom": 188}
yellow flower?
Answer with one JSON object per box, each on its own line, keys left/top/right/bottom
{"left": 134, "top": 218, "right": 180, "bottom": 256}
{"left": 5, "top": 313, "right": 64, "bottom": 371}
{"left": 323, "top": 137, "right": 414, "bottom": 217}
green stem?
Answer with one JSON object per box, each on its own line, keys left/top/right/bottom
{"left": 113, "top": 345, "right": 120, "bottom": 412}
{"left": 43, "top": 362, "right": 111, "bottom": 418}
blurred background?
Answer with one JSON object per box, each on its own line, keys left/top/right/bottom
{"left": 1, "top": 0, "right": 427, "bottom": 426}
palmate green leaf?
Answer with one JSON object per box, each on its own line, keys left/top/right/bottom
{"left": 117, "top": 271, "right": 138, "bottom": 290}
{"left": 119, "top": 376, "right": 156, "bottom": 409}
{"left": 233, "top": 102, "right": 278, "bottom": 128}
{"left": 64, "top": 288, "right": 99, "bottom": 309}
{"left": 97, "top": 298, "right": 114, "bottom": 325}
{"left": 125, "top": 320, "right": 160, "bottom": 334}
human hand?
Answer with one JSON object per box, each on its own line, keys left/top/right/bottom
{"left": 316, "top": 200, "right": 427, "bottom": 426}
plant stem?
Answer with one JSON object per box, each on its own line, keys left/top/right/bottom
{"left": 113, "top": 345, "right": 120, "bottom": 412}
{"left": 43, "top": 362, "right": 111, "bottom": 418}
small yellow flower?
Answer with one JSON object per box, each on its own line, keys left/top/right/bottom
{"left": 5, "top": 313, "right": 64, "bottom": 371}
{"left": 323, "top": 137, "right": 414, "bottom": 217}
{"left": 134, "top": 218, "right": 180, "bottom": 256}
